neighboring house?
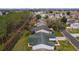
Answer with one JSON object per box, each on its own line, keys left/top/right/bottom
{"left": 55, "top": 14, "right": 60, "bottom": 19}
{"left": 31, "top": 25, "right": 52, "bottom": 36}
{"left": 31, "top": 25, "right": 51, "bottom": 33}
{"left": 0, "top": 11, "right": 9, "bottom": 16}
{"left": 48, "top": 14, "right": 55, "bottom": 19}
{"left": 70, "top": 23, "right": 79, "bottom": 29}
{"left": 66, "top": 19, "right": 75, "bottom": 25}
{"left": 41, "top": 14, "right": 47, "bottom": 18}
{"left": 0, "top": 11, "right": 3, "bottom": 16}
{"left": 70, "top": 11, "right": 79, "bottom": 18}
{"left": 34, "top": 11, "right": 43, "bottom": 15}
{"left": 35, "top": 20, "right": 47, "bottom": 27}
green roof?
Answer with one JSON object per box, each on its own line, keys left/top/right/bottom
{"left": 28, "top": 32, "right": 55, "bottom": 46}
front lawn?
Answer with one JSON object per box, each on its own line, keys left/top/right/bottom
{"left": 67, "top": 29, "right": 79, "bottom": 34}
{"left": 55, "top": 32, "right": 63, "bottom": 37}
{"left": 56, "top": 40, "right": 76, "bottom": 51}
{"left": 76, "top": 37, "right": 79, "bottom": 41}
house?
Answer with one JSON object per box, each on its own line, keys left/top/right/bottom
{"left": 0, "top": 11, "right": 9, "bottom": 16}
{"left": 70, "top": 23, "right": 79, "bottom": 29}
{"left": 48, "top": 14, "right": 55, "bottom": 19}
{"left": 35, "top": 20, "right": 47, "bottom": 27}
{"left": 28, "top": 19, "right": 57, "bottom": 51}
{"left": 31, "top": 25, "right": 51, "bottom": 33}
{"left": 31, "top": 20, "right": 48, "bottom": 34}
{"left": 28, "top": 32, "right": 56, "bottom": 51}
{"left": 0, "top": 11, "right": 3, "bottom": 16}
{"left": 41, "top": 14, "right": 48, "bottom": 18}
{"left": 55, "top": 14, "right": 60, "bottom": 19}
{"left": 34, "top": 11, "right": 43, "bottom": 15}
{"left": 69, "top": 11, "right": 79, "bottom": 19}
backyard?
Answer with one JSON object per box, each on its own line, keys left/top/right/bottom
{"left": 12, "top": 30, "right": 32, "bottom": 51}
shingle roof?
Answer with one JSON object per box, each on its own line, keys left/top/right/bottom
{"left": 28, "top": 32, "right": 55, "bottom": 46}
{"left": 31, "top": 25, "right": 50, "bottom": 32}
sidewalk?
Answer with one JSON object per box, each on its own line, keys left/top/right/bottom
{"left": 71, "top": 33, "right": 79, "bottom": 37}
{"left": 56, "top": 33, "right": 79, "bottom": 40}
{"left": 56, "top": 37, "right": 66, "bottom": 40}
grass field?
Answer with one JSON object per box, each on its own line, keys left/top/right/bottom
{"left": 56, "top": 40, "right": 76, "bottom": 51}
{"left": 0, "top": 44, "right": 4, "bottom": 51}
{"left": 0, "top": 44, "right": 2, "bottom": 50}
{"left": 12, "top": 30, "right": 32, "bottom": 51}
{"left": 55, "top": 32, "right": 63, "bottom": 37}
{"left": 76, "top": 37, "right": 79, "bottom": 41}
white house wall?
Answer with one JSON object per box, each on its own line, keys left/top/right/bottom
{"left": 49, "top": 38, "right": 56, "bottom": 41}
{"left": 36, "top": 29, "right": 51, "bottom": 34}
{"left": 32, "top": 44, "right": 54, "bottom": 50}
{"left": 70, "top": 23, "right": 79, "bottom": 29}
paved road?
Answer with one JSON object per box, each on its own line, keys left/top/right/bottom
{"left": 61, "top": 30, "right": 79, "bottom": 50}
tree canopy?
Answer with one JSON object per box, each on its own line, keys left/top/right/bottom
{"left": 0, "top": 10, "right": 32, "bottom": 43}
{"left": 36, "top": 14, "right": 41, "bottom": 19}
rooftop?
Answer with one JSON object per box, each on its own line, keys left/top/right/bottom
{"left": 31, "top": 25, "right": 50, "bottom": 32}
{"left": 28, "top": 32, "right": 55, "bottom": 46}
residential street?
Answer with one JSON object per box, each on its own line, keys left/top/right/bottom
{"left": 61, "top": 30, "right": 79, "bottom": 50}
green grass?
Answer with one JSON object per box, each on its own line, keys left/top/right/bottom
{"left": 55, "top": 32, "right": 63, "bottom": 37}
{"left": 12, "top": 30, "right": 32, "bottom": 51}
{"left": 56, "top": 40, "right": 76, "bottom": 51}
{"left": 0, "top": 10, "right": 32, "bottom": 38}
{"left": 0, "top": 44, "right": 2, "bottom": 50}
{"left": 67, "top": 29, "right": 79, "bottom": 34}
{"left": 0, "top": 44, "right": 4, "bottom": 51}
{"left": 76, "top": 37, "right": 79, "bottom": 41}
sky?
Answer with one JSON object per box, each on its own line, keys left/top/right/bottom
{"left": 0, "top": 0, "right": 79, "bottom": 8}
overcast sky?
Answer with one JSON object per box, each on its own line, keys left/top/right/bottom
{"left": 0, "top": 0, "right": 79, "bottom": 8}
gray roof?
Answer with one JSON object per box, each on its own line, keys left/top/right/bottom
{"left": 28, "top": 32, "right": 55, "bottom": 46}
{"left": 36, "top": 20, "right": 47, "bottom": 26}
{"left": 31, "top": 25, "right": 50, "bottom": 32}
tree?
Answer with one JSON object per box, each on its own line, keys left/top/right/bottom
{"left": 36, "top": 14, "right": 41, "bottom": 19}
{"left": 46, "top": 19, "right": 65, "bottom": 32}
{"left": 49, "top": 11, "right": 53, "bottom": 13}
{"left": 66, "top": 11, "right": 70, "bottom": 15}
{"left": 44, "top": 15, "right": 48, "bottom": 19}
{"left": 61, "top": 17, "right": 67, "bottom": 24}
{"left": 0, "top": 10, "right": 32, "bottom": 44}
